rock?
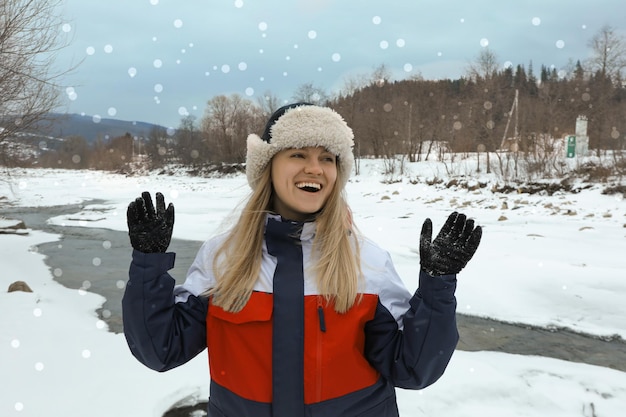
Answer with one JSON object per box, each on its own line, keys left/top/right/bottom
{"left": 8, "top": 281, "right": 33, "bottom": 293}
{"left": 0, "top": 218, "right": 29, "bottom": 235}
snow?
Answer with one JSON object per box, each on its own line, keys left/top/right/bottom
{"left": 1, "top": 159, "right": 625, "bottom": 416}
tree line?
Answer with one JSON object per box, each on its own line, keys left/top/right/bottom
{"left": 0, "top": 0, "right": 624, "bottom": 180}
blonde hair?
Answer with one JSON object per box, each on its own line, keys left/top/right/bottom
{"left": 206, "top": 158, "right": 361, "bottom": 314}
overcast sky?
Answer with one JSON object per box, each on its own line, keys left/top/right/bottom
{"left": 54, "top": 0, "right": 626, "bottom": 128}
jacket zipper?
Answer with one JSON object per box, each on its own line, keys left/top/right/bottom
{"left": 316, "top": 296, "right": 326, "bottom": 402}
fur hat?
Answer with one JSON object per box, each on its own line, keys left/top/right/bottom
{"left": 245, "top": 103, "right": 355, "bottom": 189}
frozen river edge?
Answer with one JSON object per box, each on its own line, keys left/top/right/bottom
{"left": 6, "top": 203, "right": 625, "bottom": 375}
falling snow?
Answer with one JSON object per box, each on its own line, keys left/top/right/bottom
{"left": 1, "top": 158, "right": 625, "bottom": 416}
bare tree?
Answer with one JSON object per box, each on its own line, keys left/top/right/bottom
{"left": 586, "top": 25, "right": 626, "bottom": 82}
{"left": 0, "top": 0, "right": 72, "bottom": 164}
{"left": 369, "top": 63, "right": 393, "bottom": 86}
{"left": 201, "top": 94, "right": 257, "bottom": 162}
{"left": 466, "top": 48, "right": 500, "bottom": 81}
{"left": 292, "top": 82, "right": 329, "bottom": 105}
{"left": 256, "top": 90, "right": 282, "bottom": 119}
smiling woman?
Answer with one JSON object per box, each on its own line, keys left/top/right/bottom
{"left": 121, "top": 102, "right": 482, "bottom": 417}
{"left": 270, "top": 146, "right": 338, "bottom": 222}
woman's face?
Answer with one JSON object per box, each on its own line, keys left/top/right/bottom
{"left": 270, "top": 146, "right": 338, "bottom": 221}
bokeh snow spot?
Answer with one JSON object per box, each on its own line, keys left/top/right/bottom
{"left": 33, "top": 308, "right": 42, "bottom": 318}
{"left": 610, "top": 128, "right": 620, "bottom": 139}
{"left": 258, "top": 22, "right": 268, "bottom": 31}
{"left": 107, "top": 107, "right": 117, "bottom": 117}
{"left": 116, "top": 280, "right": 126, "bottom": 290}
{"left": 62, "top": 23, "right": 72, "bottom": 33}
{"left": 331, "top": 53, "right": 341, "bottom": 62}
{"left": 556, "top": 40, "right": 565, "bottom": 49}
{"left": 372, "top": 16, "right": 382, "bottom": 25}
{"left": 379, "top": 40, "right": 389, "bottom": 50}
{"left": 234, "top": 0, "right": 244, "bottom": 8}
{"left": 221, "top": 64, "right": 231, "bottom": 73}
{"left": 238, "top": 62, "right": 248, "bottom": 71}
{"left": 532, "top": 17, "right": 541, "bottom": 26}
{"left": 480, "top": 38, "right": 489, "bottom": 47}
{"left": 11, "top": 339, "right": 20, "bottom": 349}
{"left": 53, "top": 268, "right": 63, "bottom": 277}
{"left": 66, "top": 86, "right": 77, "bottom": 101}
{"left": 14, "top": 402, "right": 24, "bottom": 412}
{"left": 153, "top": 59, "right": 163, "bottom": 69}
{"left": 308, "top": 30, "right": 317, "bottom": 39}
{"left": 86, "top": 46, "right": 95, "bottom": 56}
{"left": 92, "top": 257, "right": 101, "bottom": 266}
{"left": 396, "top": 39, "right": 405, "bottom": 48}
{"left": 35, "top": 362, "right": 44, "bottom": 372}
{"left": 173, "top": 19, "right": 183, "bottom": 29}
{"left": 82, "top": 349, "right": 91, "bottom": 359}
{"left": 128, "top": 67, "right": 137, "bottom": 78}
{"left": 103, "top": 240, "right": 112, "bottom": 249}
{"left": 104, "top": 44, "right": 113, "bottom": 54}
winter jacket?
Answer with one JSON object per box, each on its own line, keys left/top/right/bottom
{"left": 122, "top": 214, "right": 459, "bottom": 417}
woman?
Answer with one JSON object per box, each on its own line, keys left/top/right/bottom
{"left": 123, "top": 103, "right": 482, "bottom": 417}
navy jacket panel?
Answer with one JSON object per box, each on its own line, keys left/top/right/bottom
{"left": 364, "top": 270, "right": 458, "bottom": 389}
{"left": 207, "top": 377, "right": 399, "bottom": 417}
{"left": 122, "top": 249, "right": 208, "bottom": 372}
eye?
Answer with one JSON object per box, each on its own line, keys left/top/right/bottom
{"left": 290, "top": 152, "right": 305, "bottom": 159}
{"left": 321, "top": 155, "right": 336, "bottom": 163}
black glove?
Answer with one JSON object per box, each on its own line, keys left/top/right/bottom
{"left": 419, "top": 211, "right": 482, "bottom": 276}
{"left": 127, "top": 191, "right": 174, "bottom": 253}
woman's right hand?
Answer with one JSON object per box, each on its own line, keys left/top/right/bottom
{"left": 127, "top": 191, "right": 174, "bottom": 253}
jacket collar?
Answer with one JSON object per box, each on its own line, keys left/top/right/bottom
{"left": 266, "top": 213, "right": 316, "bottom": 242}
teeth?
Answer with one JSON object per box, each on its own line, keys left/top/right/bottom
{"left": 296, "top": 182, "right": 321, "bottom": 190}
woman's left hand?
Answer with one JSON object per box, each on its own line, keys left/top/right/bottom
{"left": 419, "top": 212, "right": 482, "bottom": 276}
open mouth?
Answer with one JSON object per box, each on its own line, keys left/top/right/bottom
{"left": 296, "top": 182, "right": 322, "bottom": 193}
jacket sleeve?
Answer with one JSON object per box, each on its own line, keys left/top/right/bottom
{"left": 122, "top": 249, "right": 209, "bottom": 372}
{"left": 364, "top": 269, "right": 459, "bottom": 389}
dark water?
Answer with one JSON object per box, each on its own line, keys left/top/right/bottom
{"left": 4, "top": 202, "right": 626, "bottom": 416}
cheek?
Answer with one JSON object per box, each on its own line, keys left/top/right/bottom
{"left": 327, "top": 167, "right": 339, "bottom": 187}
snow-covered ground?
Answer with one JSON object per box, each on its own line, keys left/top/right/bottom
{"left": 1, "top": 159, "right": 625, "bottom": 417}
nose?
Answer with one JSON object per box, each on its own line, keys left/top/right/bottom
{"left": 303, "top": 158, "right": 323, "bottom": 175}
